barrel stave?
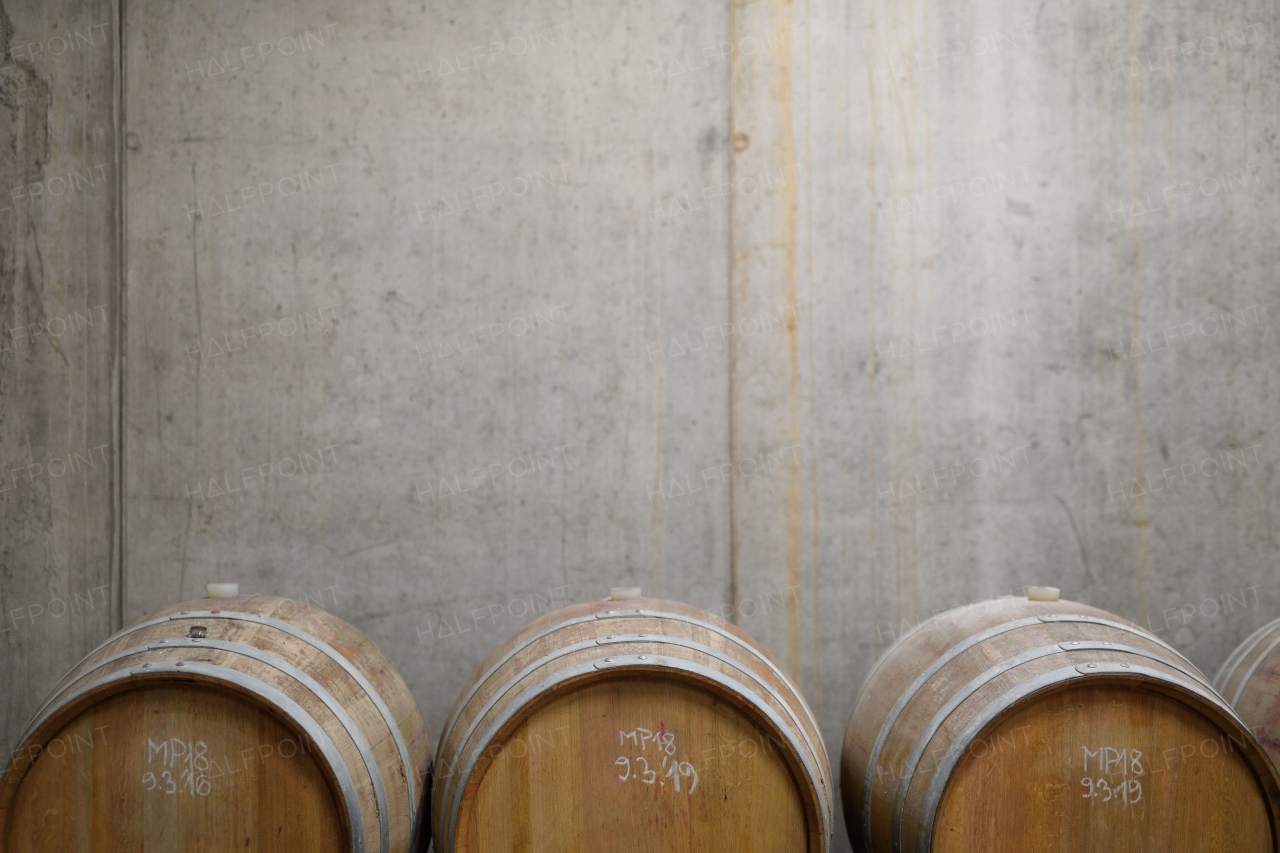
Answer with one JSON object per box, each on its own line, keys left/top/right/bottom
{"left": 437, "top": 613, "right": 825, "bottom": 782}
{"left": 434, "top": 608, "right": 829, "bottom": 825}
{"left": 894, "top": 648, "right": 1214, "bottom": 853}
{"left": 137, "top": 595, "right": 430, "bottom": 782}
{"left": 1218, "top": 618, "right": 1280, "bottom": 782}
{"left": 844, "top": 598, "right": 1280, "bottom": 853}
{"left": 877, "top": 619, "right": 1196, "bottom": 805}
{"left": 48, "top": 618, "right": 397, "bottom": 744}
{"left": 433, "top": 597, "right": 831, "bottom": 853}
{"left": 432, "top": 619, "right": 607, "bottom": 815}
{"left": 1213, "top": 619, "right": 1276, "bottom": 693}
{"left": 440, "top": 598, "right": 804, "bottom": 733}
{"left": 42, "top": 619, "right": 406, "bottom": 850}
{"left": 844, "top": 598, "right": 1160, "bottom": 833}
{"left": 1219, "top": 620, "right": 1280, "bottom": 704}
{"left": 0, "top": 594, "right": 430, "bottom": 853}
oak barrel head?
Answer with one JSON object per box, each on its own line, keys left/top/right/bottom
{"left": 3, "top": 681, "right": 347, "bottom": 853}
{"left": 842, "top": 596, "right": 1280, "bottom": 853}
{"left": 929, "top": 678, "right": 1276, "bottom": 853}
{"left": 0, "top": 593, "right": 431, "bottom": 853}
{"left": 433, "top": 595, "right": 832, "bottom": 853}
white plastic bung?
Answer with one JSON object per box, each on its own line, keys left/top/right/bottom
{"left": 1027, "top": 586, "right": 1061, "bottom": 602}
{"left": 610, "top": 587, "right": 643, "bottom": 601}
{"left": 206, "top": 583, "right": 240, "bottom": 598}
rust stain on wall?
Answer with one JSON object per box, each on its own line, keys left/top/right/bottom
{"left": 650, "top": 286, "right": 665, "bottom": 596}
{"left": 864, "top": 12, "right": 882, "bottom": 666}
{"left": 772, "top": 0, "right": 803, "bottom": 682}
{"left": 727, "top": 0, "right": 803, "bottom": 680}
{"left": 800, "top": 4, "right": 821, "bottom": 717}
{"left": 727, "top": 0, "right": 747, "bottom": 622}
{"left": 1127, "top": 0, "right": 1151, "bottom": 626}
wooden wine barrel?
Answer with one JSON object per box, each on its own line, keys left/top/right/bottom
{"left": 0, "top": 594, "right": 431, "bottom": 853}
{"left": 842, "top": 595, "right": 1280, "bottom": 853}
{"left": 431, "top": 595, "right": 833, "bottom": 852}
{"left": 1216, "top": 616, "right": 1280, "bottom": 770}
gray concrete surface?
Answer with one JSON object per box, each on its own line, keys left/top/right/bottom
{"left": 0, "top": 0, "right": 119, "bottom": 752}
{"left": 3, "top": 0, "right": 1279, "bottom": 849}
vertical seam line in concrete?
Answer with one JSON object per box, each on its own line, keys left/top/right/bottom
{"left": 112, "top": 0, "right": 127, "bottom": 632}
{"left": 726, "top": 0, "right": 739, "bottom": 622}
{"left": 803, "top": 0, "right": 820, "bottom": 720}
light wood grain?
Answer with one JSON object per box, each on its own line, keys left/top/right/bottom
{"left": 0, "top": 594, "right": 431, "bottom": 853}
{"left": 433, "top": 596, "right": 831, "bottom": 853}
{"left": 9, "top": 684, "right": 344, "bottom": 853}
{"left": 841, "top": 597, "right": 1280, "bottom": 853}
{"left": 934, "top": 683, "right": 1274, "bottom": 853}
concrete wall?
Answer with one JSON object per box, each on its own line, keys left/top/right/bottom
{"left": 0, "top": 0, "right": 119, "bottom": 750}
{"left": 5, "top": 0, "right": 1280, "bottom": 849}
{"left": 730, "top": 12, "right": 1278, "bottom": 849}
{"left": 120, "top": 0, "right": 733, "bottom": 767}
